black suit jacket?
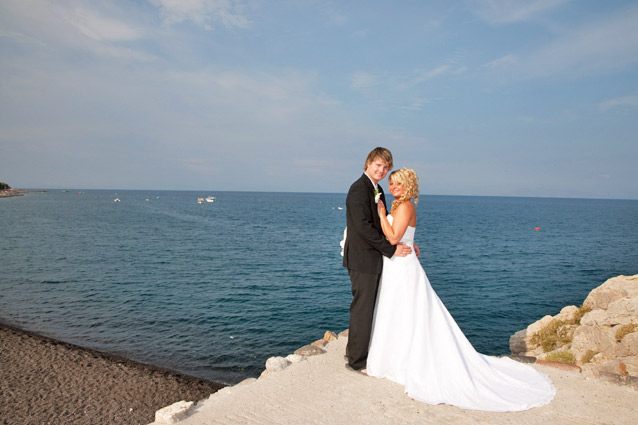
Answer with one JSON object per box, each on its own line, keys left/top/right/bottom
{"left": 343, "top": 173, "right": 396, "bottom": 274}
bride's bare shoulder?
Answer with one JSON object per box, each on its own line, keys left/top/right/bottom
{"left": 394, "top": 200, "right": 415, "bottom": 214}
{"left": 392, "top": 201, "right": 415, "bottom": 219}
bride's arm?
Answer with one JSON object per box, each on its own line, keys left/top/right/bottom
{"left": 377, "top": 200, "right": 393, "bottom": 240}
{"left": 378, "top": 200, "right": 414, "bottom": 245}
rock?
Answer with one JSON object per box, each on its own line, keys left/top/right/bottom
{"left": 555, "top": 305, "right": 580, "bottom": 322}
{"left": 535, "top": 359, "right": 582, "bottom": 372}
{"left": 571, "top": 325, "right": 616, "bottom": 360}
{"left": 294, "top": 344, "right": 326, "bottom": 357}
{"left": 507, "top": 355, "right": 536, "bottom": 364}
{"left": 589, "top": 352, "right": 608, "bottom": 365}
{"left": 311, "top": 338, "right": 327, "bottom": 347}
{"left": 236, "top": 377, "right": 257, "bottom": 386}
{"left": 580, "top": 309, "right": 612, "bottom": 327}
{"left": 285, "top": 354, "right": 304, "bottom": 364}
{"left": 154, "top": 400, "right": 194, "bottom": 424}
{"left": 323, "top": 330, "right": 338, "bottom": 341}
{"left": 583, "top": 275, "right": 638, "bottom": 310}
{"left": 338, "top": 329, "right": 349, "bottom": 338}
{"left": 265, "top": 356, "right": 291, "bottom": 372}
{"left": 595, "top": 357, "right": 638, "bottom": 377}
{"left": 606, "top": 297, "right": 638, "bottom": 325}
{"left": 623, "top": 356, "right": 638, "bottom": 376}
{"left": 581, "top": 299, "right": 638, "bottom": 327}
{"left": 527, "top": 315, "right": 554, "bottom": 336}
{"left": 619, "top": 332, "right": 638, "bottom": 357}
{"left": 509, "top": 329, "right": 528, "bottom": 355}
{"left": 508, "top": 314, "right": 554, "bottom": 356}
{"left": 511, "top": 275, "right": 638, "bottom": 384}
{"left": 598, "top": 371, "right": 629, "bottom": 384}
{"left": 614, "top": 339, "right": 631, "bottom": 357}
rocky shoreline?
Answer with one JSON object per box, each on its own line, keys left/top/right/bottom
{"left": 510, "top": 275, "right": 638, "bottom": 388}
{"left": 0, "top": 189, "right": 25, "bottom": 198}
{"left": 0, "top": 189, "right": 45, "bottom": 198}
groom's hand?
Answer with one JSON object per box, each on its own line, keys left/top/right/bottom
{"left": 394, "top": 242, "right": 412, "bottom": 257}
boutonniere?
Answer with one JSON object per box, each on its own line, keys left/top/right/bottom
{"left": 374, "top": 188, "right": 381, "bottom": 204}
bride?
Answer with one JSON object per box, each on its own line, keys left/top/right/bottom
{"left": 365, "top": 168, "right": 556, "bottom": 412}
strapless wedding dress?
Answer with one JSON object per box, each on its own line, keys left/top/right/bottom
{"left": 366, "top": 216, "right": 555, "bottom": 412}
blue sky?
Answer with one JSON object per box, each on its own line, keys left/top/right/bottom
{"left": 1, "top": 0, "right": 637, "bottom": 198}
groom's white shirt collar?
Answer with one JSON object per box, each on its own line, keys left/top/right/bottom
{"left": 365, "top": 173, "right": 378, "bottom": 190}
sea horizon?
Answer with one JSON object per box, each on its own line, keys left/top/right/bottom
{"left": 11, "top": 187, "right": 638, "bottom": 202}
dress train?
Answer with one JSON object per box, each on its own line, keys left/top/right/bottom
{"left": 366, "top": 218, "right": 555, "bottom": 412}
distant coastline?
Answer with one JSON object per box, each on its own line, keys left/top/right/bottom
{"left": 0, "top": 189, "right": 46, "bottom": 198}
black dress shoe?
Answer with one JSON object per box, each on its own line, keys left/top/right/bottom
{"left": 345, "top": 363, "right": 367, "bottom": 374}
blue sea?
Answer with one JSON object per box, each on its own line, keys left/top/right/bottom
{"left": 1, "top": 190, "right": 637, "bottom": 384}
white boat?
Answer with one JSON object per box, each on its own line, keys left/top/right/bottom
{"left": 205, "top": 196, "right": 216, "bottom": 203}
{"left": 114, "top": 198, "right": 121, "bottom": 202}
{"left": 197, "top": 197, "right": 204, "bottom": 204}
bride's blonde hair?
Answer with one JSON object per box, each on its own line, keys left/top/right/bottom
{"left": 389, "top": 168, "right": 419, "bottom": 212}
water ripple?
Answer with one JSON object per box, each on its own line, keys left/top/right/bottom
{"left": 1, "top": 191, "right": 637, "bottom": 384}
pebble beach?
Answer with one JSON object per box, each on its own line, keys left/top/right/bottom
{"left": 0, "top": 324, "right": 223, "bottom": 425}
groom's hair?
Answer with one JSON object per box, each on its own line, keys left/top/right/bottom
{"left": 364, "top": 147, "right": 393, "bottom": 171}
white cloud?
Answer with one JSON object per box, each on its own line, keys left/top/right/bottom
{"left": 403, "top": 65, "right": 450, "bottom": 88}
{"left": 0, "top": 1, "right": 152, "bottom": 61}
{"left": 351, "top": 72, "right": 379, "bottom": 92}
{"left": 326, "top": 13, "right": 347, "bottom": 27}
{"left": 70, "top": 7, "right": 142, "bottom": 41}
{"left": 599, "top": 95, "right": 638, "bottom": 112}
{"left": 484, "top": 5, "right": 638, "bottom": 80}
{"left": 0, "top": 28, "right": 45, "bottom": 46}
{"left": 149, "top": 0, "right": 250, "bottom": 30}
{"left": 350, "top": 64, "right": 451, "bottom": 109}
{"left": 526, "top": 7, "right": 638, "bottom": 78}
{"left": 399, "top": 98, "right": 429, "bottom": 111}
{"left": 485, "top": 54, "right": 518, "bottom": 69}
{"left": 466, "top": 0, "right": 569, "bottom": 24}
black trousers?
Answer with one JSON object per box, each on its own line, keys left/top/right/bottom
{"left": 346, "top": 269, "right": 381, "bottom": 370}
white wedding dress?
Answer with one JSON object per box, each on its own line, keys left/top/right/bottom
{"left": 366, "top": 216, "right": 556, "bottom": 412}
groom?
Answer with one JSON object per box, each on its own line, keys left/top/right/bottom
{"left": 343, "top": 147, "right": 411, "bottom": 372}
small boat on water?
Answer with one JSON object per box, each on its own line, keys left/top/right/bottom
{"left": 114, "top": 198, "right": 121, "bottom": 202}
{"left": 205, "top": 196, "right": 216, "bottom": 203}
{"left": 197, "top": 197, "right": 204, "bottom": 204}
